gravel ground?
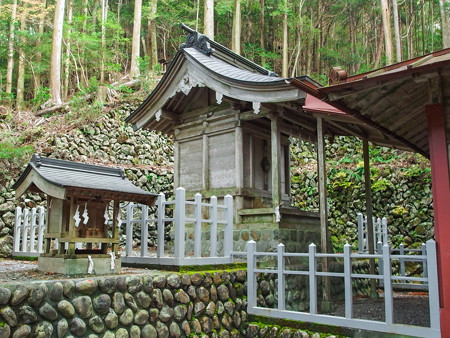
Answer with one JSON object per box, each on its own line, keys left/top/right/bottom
{"left": 0, "top": 258, "right": 155, "bottom": 283}
{"left": 330, "top": 293, "right": 430, "bottom": 327}
{"left": 0, "top": 259, "right": 430, "bottom": 328}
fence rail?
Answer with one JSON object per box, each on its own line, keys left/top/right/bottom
{"left": 117, "top": 187, "right": 234, "bottom": 266}
{"left": 13, "top": 206, "right": 46, "bottom": 257}
{"left": 246, "top": 240, "right": 441, "bottom": 338}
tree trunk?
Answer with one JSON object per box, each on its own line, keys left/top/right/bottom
{"left": 100, "top": 0, "right": 107, "bottom": 83}
{"left": 130, "top": 0, "right": 143, "bottom": 78}
{"left": 373, "top": 22, "right": 384, "bottom": 68}
{"left": 392, "top": 0, "right": 401, "bottom": 62}
{"left": 35, "top": 4, "right": 45, "bottom": 95}
{"left": 6, "top": 0, "right": 18, "bottom": 105}
{"left": 204, "top": 0, "right": 214, "bottom": 39}
{"left": 117, "top": 0, "right": 122, "bottom": 21}
{"left": 260, "top": 0, "right": 265, "bottom": 66}
{"left": 16, "top": 7, "right": 26, "bottom": 111}
{"left": 149, "top": 0, "right": 158, "bottom": 69}
{"left": 231, "top": 0, "right": 241, "bottom": 54}
{"left": 50, "top": 0, "right": 66, "bottom": 105}
{"left": 380, "top": 0, "right": 393, "bottom": 65}
{"left": 63, "top": 0, "right": 73, "bottom": 100}
{"left": 281, "top": 0, "right": 288, "bottom": 77}
{"left": 82, "top": 0, "right": 88, "bottom": 33}
{"left": 439, "top": 0, "right": 450, "bottom": 48}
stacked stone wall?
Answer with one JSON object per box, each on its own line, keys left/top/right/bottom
{"left": 0, "top": 270, "right": 247, "bottom": 337}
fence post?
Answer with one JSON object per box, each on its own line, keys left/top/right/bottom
{"left": 223, "top": 195, "right": 233, "bottom": 258}
{"left": 14, "top": 207, "right": 23, "bottom": 253}
{"left": 277, "top": 243, "right": 286, "bottom": 311}
{"left": 399, "top": 243, "right": 405, "bottom": 277}
{"left": 426, "top": 239, "right": 441, "bottom": 330}
{"left": 157, "top": 193, "right": 166, "bottom": 258}
{"left": 377, "top": 241, "right": 384, "bottom": 287}
{"left": 21, "top": 208, "right": 30, "bottom": 252}
{"left": 29, "top": 208, "right": 37, "bottom": 253}
{"left": 140, "top": 205, "right": 149, "bottom": 257}
{"left": 174, "top": 187, "right": 186, "bottom": 260}
{"left": 247, "top": 240, "right": 257, "bottom": 310}
{"left": 357, "top": 213, "right": 363, "bottom": 253}
{"left": 383, "top": 243, "right": 393, "bottom": 325}
{"left": 37, "top": 206, "right": 45, "bottom": 253}
{"left": 309, "top": 243, "right": 317, "bottom": 314}
{"left": 375, "top": 217, "right": 381, "bottom": 246}
{"left": 210, "top": 196, "right": 218, "bottom": 257}
{"left": 422, "top": 243, "right": 428, "bottom": 282}
{"left": 382, "top": 217, "right": 388, "bottom": 245}
{"left": 194, "top": 193, "right": 202, "bottom": 257}
{"left": 344, "top": 243, "right": 353, "bottom": 319}
{"left": 125, "top": 203, "right": 135, "bottom": 257}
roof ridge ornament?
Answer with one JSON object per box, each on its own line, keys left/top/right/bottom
{"left": 31, "top": 153, "right": 42, "bottom": 167}
{"left": 180, "top": 30, "right": 214, "bottom": 56}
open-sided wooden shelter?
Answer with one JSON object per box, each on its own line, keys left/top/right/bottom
{"left": 13, "top": 154, "right": 157, "bottom": 275}
{"left": 292, "top": 48, "right": 450, "bottom": 336}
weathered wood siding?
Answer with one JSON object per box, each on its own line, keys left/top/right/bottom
{"left": 179, "top": 138, "right": 203, "bottom": 190}
{"left": 209, "top": 132, "right": 236, "bottom": 188}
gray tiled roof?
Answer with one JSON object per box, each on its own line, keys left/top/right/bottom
{"left": 183, "top": 47, "right": 283, "bottom": 84}
{"left": 13, "top": 154, "right": 157, "bottom": 199}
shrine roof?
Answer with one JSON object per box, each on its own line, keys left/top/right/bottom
{"left": 13, "top": 154, "right": 158, "bottom": 204}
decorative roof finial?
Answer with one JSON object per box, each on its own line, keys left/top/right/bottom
{"left": 179, "top": 23, "right": 214, "bottom": 56}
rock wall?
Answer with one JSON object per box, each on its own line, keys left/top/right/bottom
{"left": 0, "top": 270, "right": 248, "bottom": 337}
{"left": 290, "top": 138, "right": 434, "bottom": 251}
{"left": 0, "top": 270, "right": 340, "bottom": 338}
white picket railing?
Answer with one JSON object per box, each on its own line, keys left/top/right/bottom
{"left": 121, "top": 187, "right": 234, "bottom": 266}
{"left": 357, "top": 213, "right": 388, "bottom": 253}
{"left": 13, "top": 206, "right": 46, "bottom": 257}
{"left": 246, "top": 240, "right": 441, "bottom": 338}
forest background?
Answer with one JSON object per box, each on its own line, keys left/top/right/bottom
{"left": 0, "top": 0, "right": 448, "bottom": 255}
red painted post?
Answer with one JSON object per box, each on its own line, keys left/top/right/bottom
{"left": 426, "top": 103, "right": 450, "bottom": 335}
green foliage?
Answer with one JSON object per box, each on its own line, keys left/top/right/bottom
{"left": 30, "top": 87, "right": 50, "bottom": 108}
{"left": 0, "top": 138, "right": 33, "bottom": 161}
{"left": 371, "top": 178, "right": 392, "bottom": 192}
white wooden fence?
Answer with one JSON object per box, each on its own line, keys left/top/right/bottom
{"left": 121, "top": 187, "right": 234, "bottom": 266}
{"left": 246, "top": 240, "right": 441, "bottom": 338}
{"left": 13, "top": 206, "right": 46, "bottom": 257}
{"left": 357, "top": 213, "right": 388, "bottom": 253}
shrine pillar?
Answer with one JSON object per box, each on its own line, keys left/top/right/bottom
{"left": 426, "top": 103, "right": 450, "bottom": 335}
{"left": 270, "top": 113, "right": 282, "bottom": 208}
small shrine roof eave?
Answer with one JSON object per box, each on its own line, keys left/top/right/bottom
{"left": 13, "top": 154, "right": 158, "bottom": 205}
{"left": 126, "top": 46, "right": 311, "bottom": 132}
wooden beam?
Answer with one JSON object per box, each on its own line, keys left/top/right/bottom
{"left": 202, "top": 134, "right": 209, "bottom": 190}
{"left": 317, "top": 116, "right": 331, "bottom": 311}
{"left": 363, "top": 139, "right": 378, "bottom": 299}
{"left": 270, "top": 113, "right": 282, "bottom": 207}
{"left": 426, "top": 103, "right": 450, "bottom": 336}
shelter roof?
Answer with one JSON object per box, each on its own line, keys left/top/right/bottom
{"left": 309, "top": 48, "right": 450, "bottom": 157}
{"left": 13, "top": 154, "right": 157, "bottom": 205}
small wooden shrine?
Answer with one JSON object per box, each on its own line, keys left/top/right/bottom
{"left": 13, "top": 154, "right": 157, "bottom": 275}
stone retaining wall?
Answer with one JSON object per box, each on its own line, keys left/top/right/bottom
{"left": 0, "top": 270, "right": 248, "bottom": 337}
{"left": 0, "top": 269, "right": 339, "bottom": 338}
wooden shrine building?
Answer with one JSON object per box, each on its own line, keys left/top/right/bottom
{"left": 13, "top": 154, "right": 157, "bottom": 275}
{"left": 126, "top": 24, "right": 407, "bottom": 252}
